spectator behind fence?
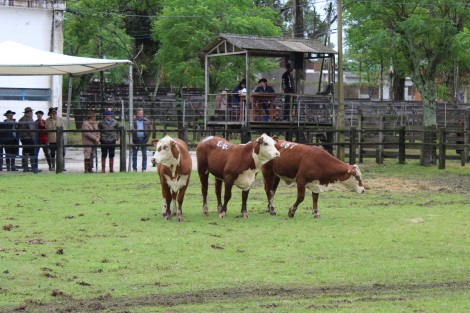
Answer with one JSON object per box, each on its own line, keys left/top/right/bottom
{"left": 82, "top": 111, "right": 100, "bottom": 173}
{"left": 132, "top": 108, "right": 152, "bottom": 172}
{"left": 254, "top": 78, "right": 275, "bottom": 121}
{"left": 2, "top": 110, "right": 18, "bottom": 171}
{"left": 282, "top": 66, "right": 295, "bottom": 121}
{"left": 18, "top": 107, "right": 37, "bottom": 172}
{"left": 35, "top": 110, "right": 53, "bottom": 171}
{"left": 98, "top": 109, "right": 120, "bottom": 173}
{"left": 232, "top": 79, "right": 246, "bottom": 120}
{"left": 45, "top": 107, "right": 65, "bottom": 171}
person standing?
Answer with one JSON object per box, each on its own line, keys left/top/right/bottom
{"left": 2, "top": 110, "right": 19, "bottom": 171}
{"left": 45, "top": 107, "right": 65, "bottom": 171}
{"left": 132, "top": 108, "right": 151, "bottom": 172}
{"left": 35, "top": 110, "right": 53, "bottom": 171}
{"left": 98, "top": 110, "right": 120, "bottom": 173}
{"left": 18, "top": 107, "right": 37, "bottom": 172}
{"left": 232, "top": 79, "right": 246, "bottom": 120}
{"left": 282, "top": 66, "right": 295, "bottom": 121}
{"left": 81, "top": 111, "right": 100, "bottom": 173}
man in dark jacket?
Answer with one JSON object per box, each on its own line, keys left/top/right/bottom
{"left": 282, "top": 66, "right": 295, "bottom": 121}
{"left": 254, "top": 78, "right": 275, "bottom": 121}
{"left": 18, "top": 107, "right": 37, "bottom": 172}
{"left": 132, "top": 108, "right": 152, "bottom": 172}
{"left": 98, "top": 109, "right": 120, "bottom": 173}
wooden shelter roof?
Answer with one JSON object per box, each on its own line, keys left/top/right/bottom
{"left": 204, "top": 33, "right": 337, "bottom": 58}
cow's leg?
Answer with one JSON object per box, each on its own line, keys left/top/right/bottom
{"left": 220, "top": 180, "right": 234, "bottom": 219}
{"left": 288, "top": 181, "right": 306, "bottom": 218}
{"left": 171, "top": 191, "right": 177, "bottom": 216}
{"left": 312, "top": 192, "right": 320, "bottom": 218}
{"left": 161, "top": 185, "right": 172, "bottom": 221}
{"left": 198, "top": 169, "right": 209, "bottom": 216}
{"left": 215, "top": 179, "right": 223, "bottom": 213}
{"left": 263, "top": 171, "right": 279, "bottom": 216}
{"left": 241, "top": 189, "right": 250, "bottom": 219}
{"left": 175, "top": 186, "right": 188, "bottom": 223}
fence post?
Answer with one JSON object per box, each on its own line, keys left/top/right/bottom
{"left": 398, "top": 126, "right": 406, "bottom": 164}
{"left": 120, "top": 127, "right": 126, "bottom": 172}
{"left": 438, "top": 128, "right": 446, "bottom": 170}
{"left": 376, "top": 115, "right": 384, "bottom": 164}
{"left": 56, "top": 127, "right": 64, "bottom": 173}
{"left": 349, "top": 127, "right": 357, "bottom": 165}
{"left": 358, "top": 114, "right": 364, "bottom": 163}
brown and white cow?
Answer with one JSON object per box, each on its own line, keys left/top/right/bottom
{"left": 196, "top": 134, "right": 280, "bottom": 218}
{"left": 262, "top": 139, "right": 365, "bottom": 218}
{"left": 151, "top": 135, "right": 192, "bottom": 222}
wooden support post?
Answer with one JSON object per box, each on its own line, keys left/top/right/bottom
{"left": 438, "top": 128, "right": 446, "bottom": 170}
{"left": 56, "top": 127, "right": 64, "bottom": 173}
{"left": 349, "top": 127, "right": 357, "bottom": 165}
{"left": 120, "top": 127, "right": 126, "bottom": 172}
{"left": 398, "top": 126, "right": 406, "bottom": 164}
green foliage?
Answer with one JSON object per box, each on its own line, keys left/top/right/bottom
{"left": 1, "top": 161, "right": 470, "bottom": 311}
{"left": 345, "top": 0, "right": 470, "bottom": 129}
{"left": 152, "top": 0, "right": 281, "bottom": 89}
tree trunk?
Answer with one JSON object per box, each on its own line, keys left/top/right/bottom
{"left": 392, "top": 76, "right": 405, "bottom": 101}
{"left": 419, "top": 80, "right": 438, "bottom": 165}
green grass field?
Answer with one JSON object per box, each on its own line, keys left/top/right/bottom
{"left": 1, "top": 160, "right": 469, "bottom": 312}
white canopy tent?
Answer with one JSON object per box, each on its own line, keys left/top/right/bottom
{"left": 0, "top": 40, "right": 134, "bottom": 129}
{"left": 0, "top": 40, "right": 134, "bottom": 172}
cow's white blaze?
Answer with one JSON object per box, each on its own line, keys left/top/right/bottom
{"left": 254, "top": 133, "right": 280, "bottom": 166}
{"left": 164, "top": 174, "right": 190, "bottom": 193}
{"left": 234, "top": 168, "right": 258, "bottom": 191}
{"left": 151, "top": 135, "right": 180, "bottom": 176}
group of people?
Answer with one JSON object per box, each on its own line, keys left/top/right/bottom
{"left": 230, "top": 65, "right": 296, "bottom": 121}
{"left": 0, "top": 106, "right": 64, "bottom": 172}
{"left": 79, "top": 107, "right": 151, "bottom": 173}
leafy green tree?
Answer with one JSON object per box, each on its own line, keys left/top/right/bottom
{"left": 344, "top": 0, "right": 470, "bottom": 165}
{"left": 152, "top": 0, "right": 281, "bottom": 93}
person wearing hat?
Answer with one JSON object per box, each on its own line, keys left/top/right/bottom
{"left": 254, "top": 78, "right": 275, "bottom": 121}
{"left": 1, "top": 110, "right": 19, "bottom": 171}
{"left": 45, "top": 107, "right": 65, "bottom": 171}
{"left": 18, "top": 107, "right": 37, "bottom": 172}
{"left": 35, "top": 110, "right": 53, "bottom": 171}
{"left": 81, "top": 110, "right": 100, "bottom": 173}
{"left": 98, "top": 109, "right": 120, "bottom": 173}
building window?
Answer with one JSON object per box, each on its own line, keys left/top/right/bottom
{"left": 0, "top": 88, "right": 51, "bottom": 101}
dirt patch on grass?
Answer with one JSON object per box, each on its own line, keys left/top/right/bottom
{"left": 6, "top": 281, "right": 470, "bottom": 312}
{"left": 365, "top": 176, "right": 470, "bottom": 193}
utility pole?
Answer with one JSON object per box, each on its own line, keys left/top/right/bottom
{"left": 293, "top": 0, "right": 305, "bottom": 94}
{"left": 337, "top": 0, "right": 345, "bottom": 160}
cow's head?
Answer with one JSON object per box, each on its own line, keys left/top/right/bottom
{"left": 151, "top": 135, "right": 180, "bottom": 167}
{"left": 339, "top": 164, "right": 365, "bottom": 193}
{"left": 254, "top": 133, "right": 280, "bottom": 165}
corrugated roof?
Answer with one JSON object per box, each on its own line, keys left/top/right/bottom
{"left": 205, "top": 33, "right": 337, "bottom": 56}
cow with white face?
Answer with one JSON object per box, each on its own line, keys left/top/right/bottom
{"left": 262, "top": 139, "right": 365, "bottom": 218}
{"left": 196, "top": 134, "right": 280, "bottom": 218}
{"left": 151, "top": 135, "right": 192, "bottom": 222}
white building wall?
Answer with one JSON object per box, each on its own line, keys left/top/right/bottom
{"left": 0, "top": 4, "right": 64, "bottom": 117}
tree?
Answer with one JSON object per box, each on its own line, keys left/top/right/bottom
{"left": 152, "top": 0, "right": 281, "bottom": 93}
{"left": 344, "top": 0, "right": 470, "bottom": 165}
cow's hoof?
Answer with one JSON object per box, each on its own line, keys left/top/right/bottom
{"left": 288, "top": 210, "right": 295, "bottom": 218}
{"left": 172, "top": 211, "right": 177, "bottom": 216}
{"left": 269, "top": 209, "right": 277, "bottom": 216}
{"left": 203, "top": 211, "right": 209, "bottom": 216}
{"left": 219, "top": 211, "right": 226, "bottom": 219}
{"left": 242, "top": 212, "right": 248, "bottom": 219}
{"left": 216, "top": 205, "right": 223, "bottom": 213}
{"left": 177, "top": 216, "right": 183, "bottom": 223}
{"left": 164, "top": 215, "right": 171, "bottom": 221}
{"left": 314, "top": 213, "right": 321, "bottom": 219}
